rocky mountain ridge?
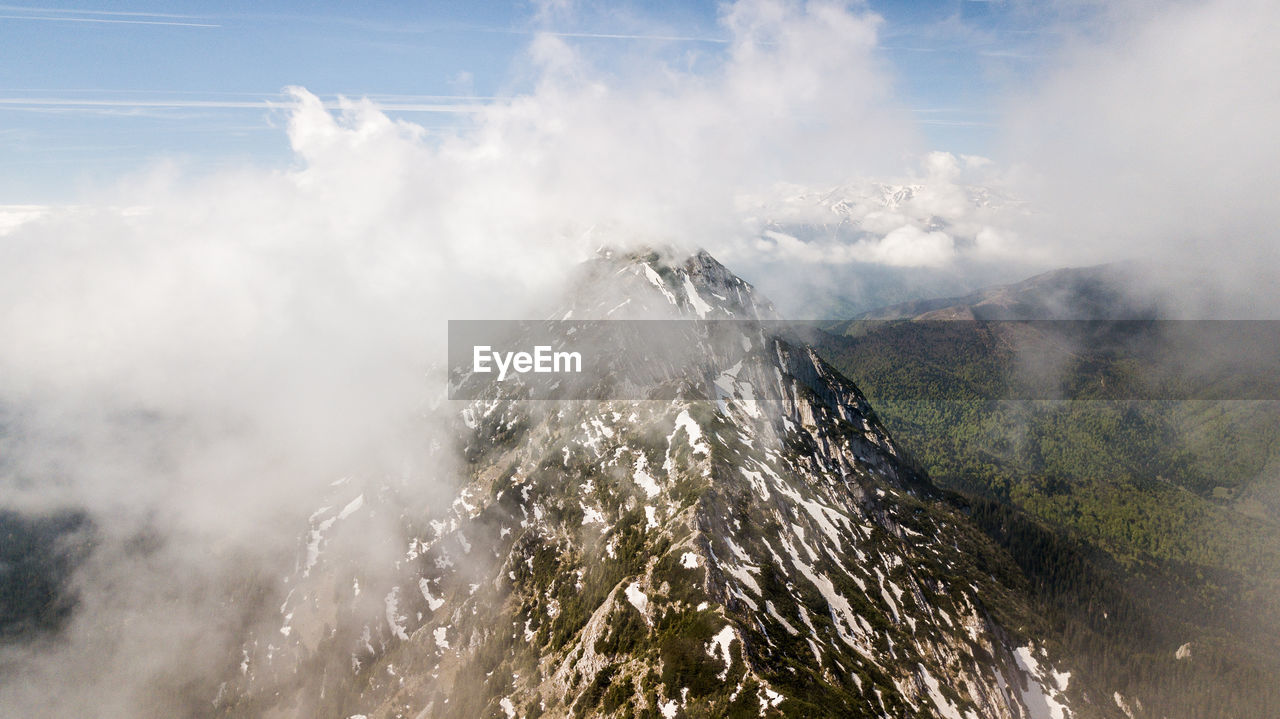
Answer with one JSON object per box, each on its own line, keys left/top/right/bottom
{"left": 219, "top": 249, "right": 1095, "bottom": 719}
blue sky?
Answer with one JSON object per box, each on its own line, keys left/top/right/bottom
{"left": 0, "top": 0, "right": 1061, "bottom": 202}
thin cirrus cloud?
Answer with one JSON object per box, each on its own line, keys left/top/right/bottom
{"left": 0, "top": 94, "right": 492, "bottom": 113}
{"left": 467, "top": 26, "right": 729, "bottom": 43}
{"left": 0, "top": 4, "right": 219, "bottom": 27}
{"left": 0, "top": 3, "right": 207, "bottom": 17}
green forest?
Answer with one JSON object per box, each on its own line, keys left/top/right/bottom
{"left": 812, "top": 320, "right": 1280, "bottom": 718}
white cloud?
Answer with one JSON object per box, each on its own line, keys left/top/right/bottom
{"left": 753, "top": 221, "right": 956, "bottom": 268}
{"left": 858, "top": 225, "right": 955, "bottom": 267}
{"left": 0, "top": 1, "right": 922, "bottom": 713}
{"left": 740, "top": 0, "right": 1280, "bottom": 313}
{"left": 5, "top": 1, "right": 1277, "bottom": 711}
{"left": 732, "top": 149, "right": 1024, "bottom": 277}
{"left": 999, "top": 0, "right": 1280, "bottom": 313}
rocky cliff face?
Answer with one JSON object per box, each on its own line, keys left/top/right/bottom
{"left": 218, "top": 249, "right": 1088, "bottom": 719}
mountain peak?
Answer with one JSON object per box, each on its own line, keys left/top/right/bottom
{"left": 566, "top": 246, "right": 778, "bottom": 321}
{"left": 222, "top": 252, "right": 1084, "bottom": 719}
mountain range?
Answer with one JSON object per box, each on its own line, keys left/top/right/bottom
{"left": 215, "top": 249, "right": 1099, "bottom": 718}
{"left": 4, "top": 252, "right": 1277, "bottom": 718}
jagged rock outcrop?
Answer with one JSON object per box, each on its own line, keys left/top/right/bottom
{"left": 218, "top": 249, "right": 1090, "bottom": 719}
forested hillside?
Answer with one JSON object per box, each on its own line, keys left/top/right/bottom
{"left": 810, "top": 306, "right": 1280, "bottom": 718}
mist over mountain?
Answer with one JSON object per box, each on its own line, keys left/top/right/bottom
{"left": 210, "top": 249, "right": 1095, "bottom": 718}
{"left": 12, "top": 248, "right": 1275, "bottom": 718}
{"left": 1, "top": 0, "right": 1278, "bottom": 716}
{"left": 842, "top": 264, "right": 1159, "bottom": 322}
